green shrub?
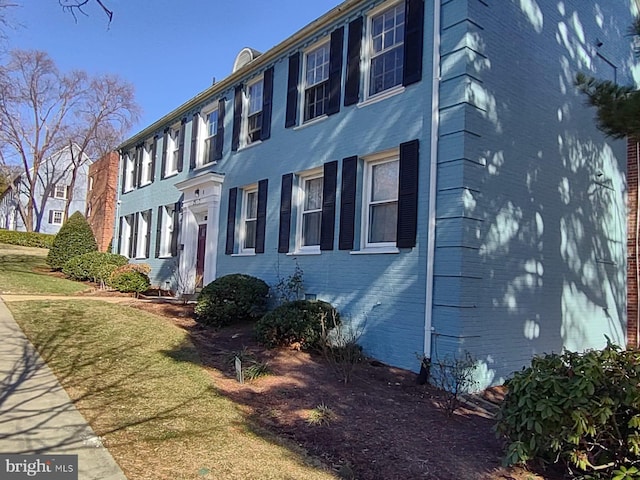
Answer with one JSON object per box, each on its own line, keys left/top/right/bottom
{"left": 194, "top": 274, "right": 269, "bottom": 327}
{"left": 46, "top": 212, "right": 97, "bottom": 270}
{"left": 109, "top": 270, "right": 150, "bottom": 295}
{"left": 495, "top": 341, "right": 640, "bottom": 478}
{"left": 255, "top": 300, "right": 340, "bottom": 350}
{"left": 0, "top": 230, "right": 56, "bottom": 248}
{"left": 62, "top": 251, "right": 128, "bottom": 284}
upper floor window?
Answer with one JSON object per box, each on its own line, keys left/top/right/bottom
{"left": 88, "top": 177, "right": 94, "bottom": 191}
{"left": 297, "top": 172, "right": 323, "bottom": 251}
{"left": 54, "top": 184, "right": 67, "bottom": 199}
{"left": 166, "top": 125, "right": 181, "bottom": 175}
{"left": 241, "top": 187, "right": 258, "bottom": 252}
{"left": 246, "top": 80, "right": 263, "bottom": 145}
{"left": 123, "top": 152, "right": 135, "bottom": 192}
{"left": 368, "top": 3, "right": 405, "bottom": 96}
{"left": 140, "top": 140, "right": 154, "bottom": 185}
{"left": 303, "top": 43, "right": 330, "bottom": 122}
{"left": 200, "top": 109, "right": 218, "bottom": 167}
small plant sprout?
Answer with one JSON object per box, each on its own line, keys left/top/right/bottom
{"left": 307, "top": 403, "right": 336, "bottom": 426}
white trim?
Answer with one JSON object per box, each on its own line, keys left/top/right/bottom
{"left": 135, "top": 210, "right": 150, "bottom": 259}
{"left": 140, "top": 140, "right": 154, "bottom": 186}
{"left": 350, "top": 247, "right": 399, "bottom": 255}
{"left": 292, "top": 114, "right": 328, "bottom": 130}
{"left": 357, "top": 85, "right": 405, "bottom": 109}
{"left": 231, "top": 252, "right": 257, "bottom": 257}
{"left": 243, "top": 77, "right": 264, "bottom": 148}
{"left": 424, "top": 0, "right": 441, "bottom": 360}
{"left": 198, "top": 105, "right": 219, "bottom": 168}
{"left": 165, "top": 123, "right": 181, "bottom": 177}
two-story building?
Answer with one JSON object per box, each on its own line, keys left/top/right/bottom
{"left": 115, "top": 0, "right": 636, "bottom": 386}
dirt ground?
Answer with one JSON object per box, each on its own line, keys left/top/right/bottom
{"left": 125, "top": 298, "right": 560, "bottom": 480}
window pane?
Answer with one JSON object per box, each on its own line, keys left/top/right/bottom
{"left": 207, "top": 111, "right": 218, "bottom": 137}
{"left": 249, "top": 81, "right": 263, "bottom": 115}
{"left": 244, "top": 220, "right": 256, "bottom": 249}
{"left": 371, "top": 160, "right": 398, "bottom": 202}
{"left": 246, "top": 191, "right": 257, "bottom": 218}
{"left": 305, "top": 43, "right": 330, "bottom": 87}
{"left": 369, "top": 4, "right": 405, "bottom": 95}
{"left": 302, "top": 211, "right": 321, "bottom": 246}
{"left": 305, "top": 177, "right": 323, "bottom": 210}
{"left": 369, "top": 203, "right": 397, "bottom": 243}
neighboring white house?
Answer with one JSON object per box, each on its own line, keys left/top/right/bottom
{"left": 0, "top": 145, "right": 92, "bottom": 234}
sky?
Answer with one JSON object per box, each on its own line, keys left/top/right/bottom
{"left": 5, "top": 0, "right": 343, "bottom": 135}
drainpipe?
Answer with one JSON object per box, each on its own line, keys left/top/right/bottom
{"left": 424, "top": 0, "right": 441, "bottom": 359}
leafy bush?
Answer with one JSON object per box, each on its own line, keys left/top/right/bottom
{"left": 46, "top": 211, "right": 97, "bottom": 270}
{"left": 255, "top": 300, "right": 340, "bottom": 350}
{"left": 194, "top": 274, "right": 269, "bottom": 327}
{"left": 0, "top": 230, "right": 56, "bottom": 248}
{"left": 109, "top": 270, "right": 150, "bottom": 295}
{"left": 495, "top": 341, "right": 640, "bottom": 478}
{"left": 62, "top": 251, "right": 128, "bottom": 284}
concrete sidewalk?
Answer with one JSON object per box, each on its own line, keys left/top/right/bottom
{"left": 0, "top": 298, "right": 127, "bottom": 480}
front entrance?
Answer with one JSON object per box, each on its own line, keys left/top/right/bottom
{"left": 196, "top": 224, "right": 207, "bottom": 289}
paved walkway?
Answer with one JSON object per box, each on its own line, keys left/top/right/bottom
{"left": 0, "top": 297, "right": 128, "bottom": 480}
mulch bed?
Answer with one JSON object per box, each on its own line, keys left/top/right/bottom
{"left": 129, "top": 300, "right": 558, "bottom": 480}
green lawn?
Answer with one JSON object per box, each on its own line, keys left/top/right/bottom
{"left": 0, "top": 243, "right": 88, "bottom": 295}
{"left": 9, "top": 300, "right": 335, "bottom": 480}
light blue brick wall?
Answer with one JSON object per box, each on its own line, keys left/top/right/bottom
{"left": 433, "top": 0, "right": 633, "bottom": 387}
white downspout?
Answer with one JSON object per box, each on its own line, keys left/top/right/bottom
{"left": 424, "top": 0, "right": 441, "bottom": 359}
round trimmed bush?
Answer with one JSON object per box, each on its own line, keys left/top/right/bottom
{"left": 46, "top": 211, "right": 97, "bottom": 270}
{"left": 109, "top": 270, "right": 150, "bottom": 294}
{"left": 255, "top": 300, "right": 340, "bottom": 349}
{"left": 194, "top": 274, "right": 269, "bottom": 327}
{"left": 62, "top": 251, "right": 128, "bottom": 283}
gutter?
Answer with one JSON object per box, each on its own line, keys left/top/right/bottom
{"left": 424, "top": 0, "right": 441, "bottom": 359}
{"left": 118, "top": 0, "right": 364, "bottom": 151}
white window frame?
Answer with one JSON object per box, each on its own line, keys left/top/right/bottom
{"left": 88, "top": 176, "right": 94, "bottom": 191}
{"left": 295, "top": 169, "right": 323, "bottom": 253}
{"left": 240, "top": 186, "right": 258, "bottom": 254}
{"left": 198, "top": 105, "right": 219, "bottom": 167}
{"left": 361, "top": 149, "right": 399, "bottom": 250}
{"left": 51, "top": 210, "right": 63, "bottom": 225}
{"left": 364, "top": 1, "right": 405, "bottom": 100}
{"left": 54, "top": 184, "right": 67, "bottom": 199}
{"left": 159, "top": 205, "right": 175, "bottom": 258}
{"left": 165, "top": 124, "right": 181, "bottom": 176}
{"left": 301, "top": 40, "right": 330, "bottom": 123}
{"left": 243, "top": 77, "right": 263, "bottom": 148}
{"left": 124, "top": 151, "right": 135, "bottom": 192}
{"left": 135, "top": 210, "right": 150, "bottom": 259}
{"left": 120, "top": 216, "right": 133, "bottom": 258}
{"left": 140, "top": 140, "right": 153, "bottom": 186}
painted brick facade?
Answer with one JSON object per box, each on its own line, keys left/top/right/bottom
{"left": 628, "top": 138, "right": 638, "bottom": 348}
{"left": 114, "top": 0, "right": 634, "bottom": 384}
{"left": 87, "top": 152, "right": 119, "bottom": 252}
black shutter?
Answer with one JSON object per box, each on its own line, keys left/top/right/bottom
{"left": 261, "top": 67, "right": 274, "bottom": 141}
{"left": 177, "top": 118, "right": 186, "bottom": 172}
{"left": 48, "top": 210, "right": 53, "bottom": 223}
{"left": 150, "top": 135, "right": 158, "bottom": 182}
{"left": 134, "top": 145, "right": 142, "bottom": 187}
{"left": 121, "top": 157, "right": 128, "bottom": 192}
{"left": 232, "top": 85, "right": 243, "bottom": 151}
{"left": 190, "top": 113, "right": 200, "bottom": 170}
{"left": 255, "top": 178, "right": 268, "bottom": 254}
{"left": 327, "top": 27, "right": 344, "bottom": 116}
{"left": 155, "top": 206, "right": 162, "bottom": 258}
{"left": 145, "top": 210, "right": 152, "bottom": 258}
{"left": 321, "top": 161, "right": 338, "bottom": 250}
{"left": 285, "top": 53, "right": 300, "bottom": 128}
{"left": 161, "top": 129, "right": 168, "bottom": 179}
{"left": 403, "top": 0, "right": 424, "bottom": 87}
{"left": 171, "top": 202, "right": 180, "bottom": 257}
{"left": 278, "top": 173, "right": 293, "bottom": 253}
{"left": 225, "top": 188, "right": 238, "bottom": 254}
{"left": 129, "top": 214, "right": 137, "bottom": 258}
{"left": 117, "top": 216, "right": 123, "bottom": 254}
{"left": 344, "top": 17, "right": 363, "bottom": 106}
{"left": 339, "top": 156, "right": 357, "bottom": 250}
{"left": 215, "top": 98, "right": 225, "bottom": 160}
{"left": 397, "top": 139, "right": 419, "bottom": 248}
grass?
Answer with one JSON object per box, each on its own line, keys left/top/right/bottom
{"left": 0, "top": 243, "right": 88, "bottom": 295}
{"left": 9, "top": 300, "right": 335, "bottom": 480}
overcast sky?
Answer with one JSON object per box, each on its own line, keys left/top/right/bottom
{"left": 6, "top": 0, "right": 342, "bottom": 134}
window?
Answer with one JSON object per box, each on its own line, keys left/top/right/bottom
{"left": 166, "top": 126, "right": 180, "bottom": 175}
{"left": 88, "top": 177, "right": 94, "bottom": 191}
{"left": 54, "top": 184, "right": 67, "bottom": 199}
{"left": 201, "top": 109, "right": 218, "bottom": 166}
{"left": 364, "top": 157, "right": 399, "bottom": 246}
{"left": 135, "top": 210, "right": 151, "bottom": 259}
{"left": 246, "top": 80, "right": 263, "bottom": 145}
{"left": 86, "top": 203, "right": 92, "bottom": 219}
{"left": 368, "top": 3, "right": 405, "bottom": 96}
{"left": 123, "top": 152, "right": 135, "bottom": 192}
{"left": 140, "top": 141, "right": 153, "bottom": 185}
{"left": 241, "top": 188, "right": 258, "bottom": 252}
{"left": 297, "top": 173, "right": 323, "bottom": 251}
{"left": 49, "top": 210, "right": 63, "bottom": 225}
{"left": 157, "top": 204, "right": 176, "bottom": 258}
{"left": 303, "top": 43, "right": 330, "bottom": 122}
{"left": 119, "top": 215, "right": 133, "bottom": 258}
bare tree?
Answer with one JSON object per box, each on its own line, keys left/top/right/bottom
{"left": 59, "top": 0, "right": 112, "bottom": 24}
{"left": 0, "top": 49, "right": 139, "bottom": 231}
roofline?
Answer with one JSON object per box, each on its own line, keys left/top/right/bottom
{"left": 117, "top": 0, "right": 363, "bottom": 151}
